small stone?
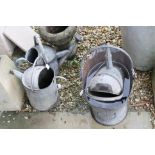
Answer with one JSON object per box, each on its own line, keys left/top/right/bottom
{"left": 135, "top": 98, "right": 140, "bottom": 102}
{"left": 24, "top": 116, "right": 28, "bottom": 120}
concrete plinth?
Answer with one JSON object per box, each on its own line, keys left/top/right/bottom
{"left": 0, "top": 27, "right": 15, "bottom": 56}
{"left": 0, "top": 55, "right": 25, "bottom": 111}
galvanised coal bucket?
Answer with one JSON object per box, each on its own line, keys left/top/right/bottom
{"left": 80, "top": 44, "right": 134, "bottom": 125}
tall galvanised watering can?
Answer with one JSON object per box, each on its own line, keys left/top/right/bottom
{"left": 11, "top": 60, "right": 65, "bottom": 111}
{"left": 80, "top": 44, "right": 134, "bottom": 126}
{"left": 121, "top": 26, "right": 155, "bottom": 71}
{"left": 16, "top": 35, "right": 70, "bottom": 75}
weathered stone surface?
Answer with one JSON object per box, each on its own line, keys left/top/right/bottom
{"left": 0, "top": 111, "right": 152, "bottom": 129}
{"left": 39, "top": 26, "right": 77, "bottom": 50}
{"left": 0, "top": 27, "right": 15, "bottom": 56}
{"left": 4, "top": 26, "right": 37, "bottom": 52}
{"left": 0, "top": 55, "right": 25, "bottom": 111}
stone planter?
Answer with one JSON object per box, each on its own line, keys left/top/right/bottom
{"left": 39, "top": 26, "right": 77, "bottom": 51}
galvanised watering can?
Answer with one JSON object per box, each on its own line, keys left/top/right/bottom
{"left": 11, "top": 59, "right": 66, "bottom": 111}
{"left": 16, "top": 35, "right": 70, "bottom": 75}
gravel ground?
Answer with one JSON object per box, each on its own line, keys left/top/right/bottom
{"left": 17, "top": 26, "right": 155, "bottom": 127}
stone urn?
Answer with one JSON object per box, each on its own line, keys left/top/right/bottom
{"left": 38, "top": 26, "right": 77, "bottom": 51}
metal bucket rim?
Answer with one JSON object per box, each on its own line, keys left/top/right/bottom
{"left": 80, "top": 44, "right": 134, "bottom": 80}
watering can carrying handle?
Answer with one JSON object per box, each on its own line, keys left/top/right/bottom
{"left": 15, "top": 35, "right": 45, "bottom": 69}
{"left": 30, "top": 56, "right": 40, "bottom": 91}
{"left": 55, "top": 76, "right": 67, "bottom": 90}
{"left": 30, "top": 57, "right": 64, "bottom": 91}
{"left": 30, "top": 55, "right": 50, "bottom": 91}
{"left": 34, "top": 35, "right": 48, "bottom": 64}
{"left": 31, "top": 35, "right": 51, "bottom": 91}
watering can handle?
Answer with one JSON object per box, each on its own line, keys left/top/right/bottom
{"left": 31, "top": 56, "right": 50, "bottom": 91}
{"left": 34, "top": 35, "right": 48, "bottom": 64}
{"left": 55, "top": 76, "right": 67, "bottom": 90}
{"left": 31, "top": 56, "right": 39, "bottom": 91}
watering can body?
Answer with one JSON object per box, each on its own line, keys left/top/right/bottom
{"left": 121, "top": 26, "right": 155, "bottom": 71}
{"left": 12, "top": 66, "right": 59, "bottom": 111}
{"left": 25, "top": 76, "right": 59, "bottom": 111}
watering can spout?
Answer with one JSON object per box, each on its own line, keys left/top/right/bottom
{"left": 56, "top": 50, "right": 70, "bottom": 66}
{"left": 56, "top": 50, "right": 70, "bottom": 59}
{"left": 11, "top": 69, "right": 23, "bottom": 80}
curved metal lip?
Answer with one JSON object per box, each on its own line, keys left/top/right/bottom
{"left": 83, "top": 65, "right": 131, "bottom": 109}
{"left": 85, "top": 90, "right": 124, "bottom": 102}
{"left": 84, "top": 93, "right": 127, "bottom": 110}
{"left": 80, "top": 44, "right": 134, "bottom": 80}
{"left": 84, "top": 77, "right": 130, "bottom": 110}
{"left": 80, "top": 44, "right": 134, "bottom": 110}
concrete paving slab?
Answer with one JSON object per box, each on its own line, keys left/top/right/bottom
{"left": 0, "top": 26, "right": 15, "bottom": 56}
{"left": 0, "top": 55, "right": 25, "bottom": 111}
{"left": 4, "top": 26, "right": 37, "bottom": 52}
{"left": 0, "top": 111, "right": 152, "bottom": 129}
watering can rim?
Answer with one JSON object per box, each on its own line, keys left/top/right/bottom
{"left": 28, "top": 44, "right": 70, "bottom": 65}
{"left": 13, "top": 65, "right": 55, "bottom": 91}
